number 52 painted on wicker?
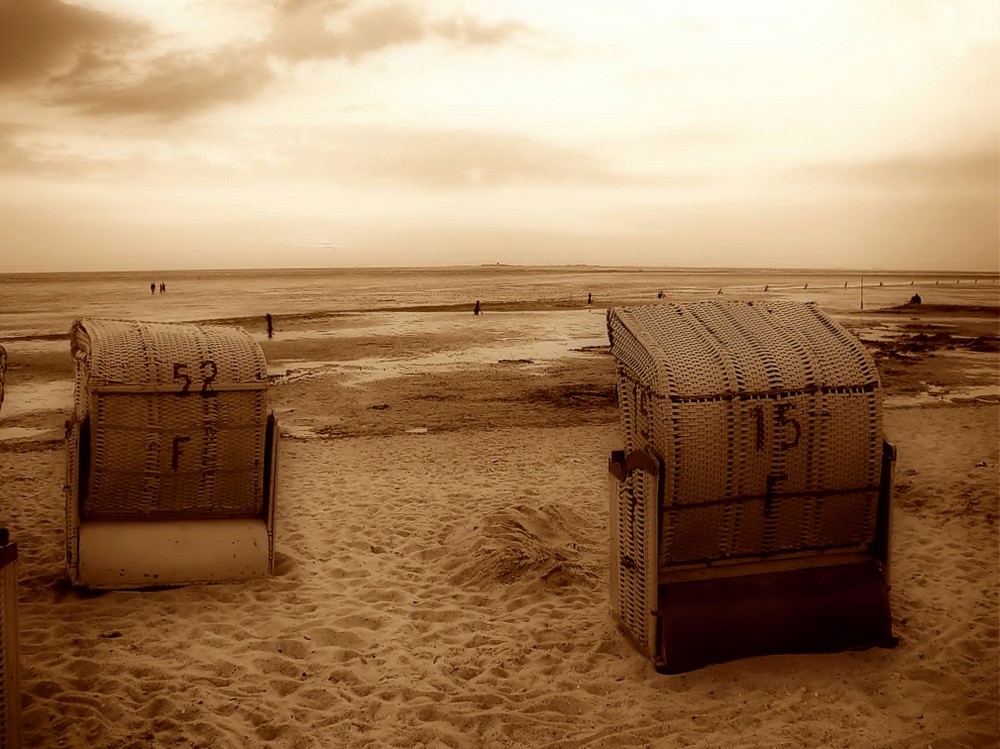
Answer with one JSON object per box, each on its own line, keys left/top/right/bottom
{"left": 172, "top": 360, "right": 218, "bottom": 395}
{"left": 750, "top": 402, "right": 801, "bottom": 452}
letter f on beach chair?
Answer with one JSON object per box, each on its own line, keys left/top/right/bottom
{"left": 65, "top": 319, "right": 279, "bottom": 589}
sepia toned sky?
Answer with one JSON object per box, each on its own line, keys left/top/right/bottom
{"left": 0, "top": 0, "right": 997, "bottom": 272}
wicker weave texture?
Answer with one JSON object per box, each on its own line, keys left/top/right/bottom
{"left": 613, "top": 468, "right": 653, "bottom": 651}
{"left": 71, "top": 319, "right": 269, "bottom": 521}
{"left": 607, "top": 301, "right": 883, "bottom": 568}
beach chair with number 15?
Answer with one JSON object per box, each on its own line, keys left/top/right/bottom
{"left": 606, "top": 301, "right": 896, "bottom": 673}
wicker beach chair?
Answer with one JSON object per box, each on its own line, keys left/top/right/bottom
{"left": 65, "top": 319, "right": 279, "bottom": 588}
{"left": 606, "top": 301, "right": 895, "bottom": 672}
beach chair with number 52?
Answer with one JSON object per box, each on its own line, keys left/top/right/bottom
{"left": 65, "top": 319, "right": 279, "bottom": 589}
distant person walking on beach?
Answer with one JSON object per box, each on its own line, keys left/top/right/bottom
{"left": 150, "top": 282, "right": 156, "bottom": 294}
{"left": 160, "top": 282, "right": 166, "bottom": 293}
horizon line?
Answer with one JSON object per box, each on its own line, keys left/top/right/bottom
{"left": 2, "top": 263, "right": 999, "bottom": 277}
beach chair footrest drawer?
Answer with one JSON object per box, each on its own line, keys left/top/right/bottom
{"left": 655, "top": 560, "right": 894, "bottom": 673}
{"left": 78, "top": 519, "right": 271, "bottom": 588}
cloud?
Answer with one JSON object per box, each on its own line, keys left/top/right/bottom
{"left": 0, "top": 127, "right": 33, "bottom": 172}
{"left": 0, "top": 125, "right": 140, "bottom": 180}
{"left": 0, "top": 124, "right": 88, "bottom": 179}
{"left": 0, "top": 118, "right": 668, "bottom": 191}
{"left": 271, "top": 1, "right": 421, "bottom": 61}
{"left": 53, "top": 45, "right": 273, "bottom": 119}
{"left": 0, "top": 137, "right": 97, "bottom": 179}
{"left": 30, "top": 1, "right": 530, "bottom": 119}
{"left": 433, "top": 15, "right": 529, "bottom": 46}
{"left": 0, "top": 0, "right": 266, "bottom": 121}
{"left": 270, "top": 0, "right": 528, "bottom": 62}
{"left": 789, "top": 148, "right": 999, "bottom": 193}
{"left": 0, "top": 0, "right": 147, "bottom": 84}
{"left": 283, "top": 127, "right": 665, "bottom": 188}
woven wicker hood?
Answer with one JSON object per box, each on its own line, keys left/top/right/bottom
{"left": 71, "top": 318, "right": 267, "bottom": 396}
{"left": 607, "top": 301, "right": 880, "bottom": 400}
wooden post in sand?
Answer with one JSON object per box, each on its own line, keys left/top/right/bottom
{"left": 860, "top": 274, "right": 864, "bottom": 310}
{"left": 474, "top": 300, "right": 481, "bottom": 316}
{"left": 265, "top": 314, "right": 273, "bottom": 339}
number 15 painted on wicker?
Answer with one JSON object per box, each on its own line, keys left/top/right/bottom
{"left": 751, "top": 402, "right": 801, "bottom": 452}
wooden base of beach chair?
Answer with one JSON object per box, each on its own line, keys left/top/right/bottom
{"left": 0, "top": 542, "right": 21, "bottom": 749}
{"left": 654, "top": 560, "right": 895, "bottom": 674}
{"left": 77, "top": 519, "right": 271, "bottom": 589}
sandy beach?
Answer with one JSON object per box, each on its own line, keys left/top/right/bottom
{"left": 0, "top": 269, "right": 997, "bottom": 748}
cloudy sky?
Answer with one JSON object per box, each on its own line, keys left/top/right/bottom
{"left": 0, "top": 0, "right": 997, "bottom": 272}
